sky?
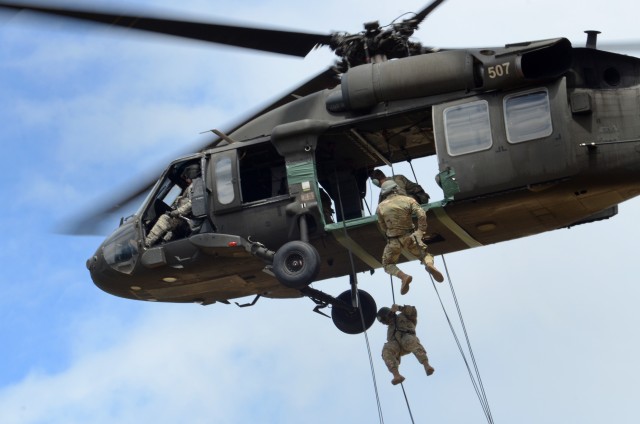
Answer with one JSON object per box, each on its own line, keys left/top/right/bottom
{"left": 1, "top": 0, "right": 639, "bottom": 423}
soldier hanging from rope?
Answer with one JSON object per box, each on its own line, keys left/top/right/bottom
{"left": 376, "top": 180, "right": 444, "bottom": 295}
{"left": 377, "top": 304, "right": 435, "bottom": 385}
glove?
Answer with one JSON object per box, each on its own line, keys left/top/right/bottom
{"left": 411, "top": 230, "right": 424, "bottom": 241}
{"left": 169, "top": 209, "right": 180, "bottom": 218}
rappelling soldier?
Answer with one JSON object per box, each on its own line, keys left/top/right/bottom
{"left": 377, "top": 303, "right": 435, "bottom": 385}
{"left": 376, "top": 180, "right": 444, "bottom": 295}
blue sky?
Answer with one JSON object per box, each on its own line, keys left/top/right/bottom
{"left": 1, "top": 0, "right": 639, "bottom": 423}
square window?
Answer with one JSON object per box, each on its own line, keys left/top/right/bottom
{"left": 444, "top": 100, "right": 492, "bottom": 156}
{"left": 504, "top": 90, "right": 553, "bottom": 143}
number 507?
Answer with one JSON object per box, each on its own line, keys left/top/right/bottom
{"left": 487, "top": 62, "right": 510, "bottom": 79}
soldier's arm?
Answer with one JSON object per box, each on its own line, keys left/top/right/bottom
{"left": 175, "top": 200, "right": 192, "bottom": 216}
{"left": 376, "top": 206, "right": 387, "bottom": 233}
{"left": 400, "top": 175, "right": 417, "bottom": 192}
{"left": 411, "top": 200, "right": 428, "bottom": 233}
{"left": 400, "top": 305, "right": 418, "bottom": 324}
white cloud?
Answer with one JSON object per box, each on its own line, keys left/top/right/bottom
{"left": 1, "top": 0, "right": 639, "bottom": 423}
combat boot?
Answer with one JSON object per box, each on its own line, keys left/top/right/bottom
{"left": 425, "top": 263, "right": 444, "bottom": 283}
{"left": 398, "top": 271, "right": 413, "bottom": 295}
{"left": 391, "top": 368, "right": 406, "bottom": 385}
{"left": 423, "top": 362, "right": 435, "bottom": 376}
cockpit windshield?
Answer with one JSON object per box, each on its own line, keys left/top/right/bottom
{"left": 140, "top": 156, "right": 204, "bottom": 248}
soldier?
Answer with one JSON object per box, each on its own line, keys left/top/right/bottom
{"left": 378, "top": 304, "right": 435, "bottom": 385}
{"left": 376, "top": 180, "right": 443, "bottom": 295}
{"left": 370, "top": 169, "right": 430, "bottom": 204}
{"left": 145, "top": 164, "right": 201, "bottom": 247}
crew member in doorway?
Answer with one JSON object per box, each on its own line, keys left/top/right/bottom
{"left": 377, "top": 304, "right": 435, "bottom": 385}
{"left": 376, "top": 180, "right": 444, "bottom": 294}
{"left": 370, "top": 169, "right": 430, "bottom": 204}
{"left": 319, "top": 187, "right": 335, "bottom": 224}
{"left": 145, "top": 164, "right": 201, "bottom": 247}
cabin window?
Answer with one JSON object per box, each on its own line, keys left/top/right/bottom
{"left": 504, "top": 89, "right": 552, "bottom": 143}
{"left": 444, "top": 100, "right": 492, "bottom": 156}
{"left": 215, "top": 156, "right": 235, "bottom": 205}
{"left": 238, "top": 143, "right": 287, "bottom": 203}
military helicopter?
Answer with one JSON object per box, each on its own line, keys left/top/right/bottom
{"left": 2, "top": 0, "right": 639, "bottom": 335}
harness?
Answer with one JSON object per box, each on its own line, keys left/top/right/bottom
{"left": 391, "top": 313, "right": 416, "bottom": 342}
{"left": 386, "top": 230, "right": 414, "bottom": 240}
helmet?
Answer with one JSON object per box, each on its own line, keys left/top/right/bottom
{"left": 181, "top": 164, "right": 201, "bottom": 180}
{"left": 380, "top": 180, "right": 398, "bottom": 197}
{"left": 376, "top": 307, "right": 392, "bottom": 323}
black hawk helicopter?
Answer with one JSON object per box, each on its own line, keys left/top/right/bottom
{"left": 2, "top": 0, "right": 639, "bottom": 334}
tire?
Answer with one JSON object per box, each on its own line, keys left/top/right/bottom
{"left": 331, "top": 289, "right": 377, "bottom": 335}
{"left": 272, "top": 241, "right": 321, "bottom": 289}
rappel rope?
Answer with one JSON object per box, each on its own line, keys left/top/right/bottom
{"left": 430, "top": 256, "right": 495, "bottom": 423}
{"left": 405, "top": 154, "right": 419, "bottom": 184}
{"left": 357, "top": 294, "right": 386, "bottom": 424}
{"left": 334, "top": 169, "right": 385, "bottom": 424}
{"left": 388, "top": 255, "right": 495, "bottom": 424}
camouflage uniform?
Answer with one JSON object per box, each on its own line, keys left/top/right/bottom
{"left": 379, "top": 304, "right": 434, "bottom": 384}
{"left": 370, "top": 170, "right": 430, "bottom": 204}
{"left": 145, "top": 183, "right": 193, "bottom": 247}
{"left": 376, "top": 192, "right": 437, "bottom": 277}
{"left": 380, "top": 175, "right": 430, "bottom": 204}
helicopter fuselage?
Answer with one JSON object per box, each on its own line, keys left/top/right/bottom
{"left": 87, "top": 38, "right": 640, "bottom": 306}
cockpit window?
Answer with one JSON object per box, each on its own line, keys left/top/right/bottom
{"left": 161, "top": 184, "right": 183, "bottom": 207}
{"left": 215, "top": 156, "right": 235, "bottom": 205}
{"left": 102, "top": 224, "right": 138, "bottom": 274}
{"left": 504, "top": 89, "right": 552, "bottom": 143}
{"left": 444, "top": 100, "right": 492, "bottom": 156}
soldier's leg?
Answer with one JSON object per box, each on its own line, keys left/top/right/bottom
{"left": 407, "top": 238, "right": 444, "bottom": 283}
{"left": 403, "top": 335, "right": 435, "bottom": 376}
{"left": 382, "top": 342, "right": 405, "bottom": 385}
{"left": 145, "top": 213, "right": 173, "bottom": 247}
{"left": 382, "top": 239, "right": 413, "bottom": 294}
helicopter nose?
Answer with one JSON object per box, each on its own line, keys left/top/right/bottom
{"left": 86, "top": 255, "right": 97, "bottom": 270}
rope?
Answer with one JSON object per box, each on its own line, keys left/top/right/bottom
{"left": 442, "top": 256, "right": 494, "bottom": 423}
{"left": 406, "top": 155, "right": 419, "bottom": 185}
{"left": 333, "top": 169, "right": 385, "bottom": 424}
{"left": 400, "top": 383, "right": 416, "bottom": 424}
{"left": 430, "top": 258, "right": 495, "bottom": 423}
{"left": 357, "top": 292, "right": 386, "bottom": 424}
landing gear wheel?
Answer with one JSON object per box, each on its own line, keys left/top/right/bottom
{"left": 331, "top": 289, "right": 377, "bottom": 334}
{"left": 272, "top": 240, "right": 321, "bottom": 289}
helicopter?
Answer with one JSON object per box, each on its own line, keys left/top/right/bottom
{"left": 2, "top": 0, "right": 639, "bottom": 336}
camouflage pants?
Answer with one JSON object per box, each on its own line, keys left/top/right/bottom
{"left": 382, "top": 234, "right": 435, "bottom": 277}
{"left": 145, "top": 213, "right": 181, "bottom": 246}
{"left": 382, "top": 333, "right": 429, "bottom": 371}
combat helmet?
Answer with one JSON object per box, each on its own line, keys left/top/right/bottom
{"left": 380, "top": 180, "right": 399, "bottom": 197}
{"left": 181, "top": 164, "right": 201, "bottom": 180}
{"left": 376, "top": 306, "right": 392, "bottom": 323}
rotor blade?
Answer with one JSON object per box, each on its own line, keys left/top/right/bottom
{"left": 56, "top": 171, "right": 160, "bottom": 235}
{"left": 411, "top": 0, "right": 447, "bottom": 26}
{"left": 57, "top": 67, "right": 341, "bottom": 235}
{"left": 201, "top": 66, "right": 341, "bottom": 150}
{"left": 0, "top": 1, "right": 333, "bottom": 57}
